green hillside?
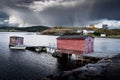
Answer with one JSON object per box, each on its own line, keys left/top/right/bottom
{"left": 0, "top": 26, "right": 49, "bottom": 32}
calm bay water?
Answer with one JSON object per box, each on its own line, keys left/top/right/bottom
{"left": 94, "top": 38, "right": 120, "bottom": 53}
{"left": 0, "top": 32, "right": 120, "bottom": 80}
{"left": 0, "top": 32, "right": 59, "bottom": 80}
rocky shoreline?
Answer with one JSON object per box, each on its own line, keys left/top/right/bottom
{"left": 40, "top": 55, "right": 120, "bottom": 80}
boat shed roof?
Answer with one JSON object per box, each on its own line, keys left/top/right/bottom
{"left": 10, "top": 36, "right": 24, "bottom": 38}
{"left": 57, "top": 35, "right": 94, "bottom": 40}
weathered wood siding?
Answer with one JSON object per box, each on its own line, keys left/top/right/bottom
{"left": 57, "top": 36, "right": 94, "bottom": 54}
{"left": 57, "top": 39, "right": 85, "bottom": 53}
{"left": 9, "top": 36, "right": 24, "bottom": 46}
{"left": 84, "top": 37, "right": 94, "bottom": 53}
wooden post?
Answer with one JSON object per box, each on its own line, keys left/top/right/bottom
{"left": 75, "top": 54, "right": 84, "bottom": 63}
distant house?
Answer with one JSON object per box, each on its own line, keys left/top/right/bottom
{"left": 100, "top": 34, "right": 106, "bottom": 37}
{"left": 83, "top": 30, "right": 88, "bottom": 35}
{"left": 102, "top": 24, "right": 109, "bottom": 29}
{"left": 89, "top": 24, "right": 95, "bottom": 29}
{"left": 87, "top": 30, "right": 95, "bottom": 33}
{"left": 57, "top": 35, "right": 94, "bottom": 54}
{"left": 83, "top": 29, "right": 95, "bottom": 35}
{"left": 77, "top": 30, "right": 82, "bottom": 33}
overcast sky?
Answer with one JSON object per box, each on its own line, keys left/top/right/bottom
{"left": 0, "top": 0, "right": 120, "bottom": 28}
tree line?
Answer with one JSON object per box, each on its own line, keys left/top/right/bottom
{"left": 93, "top": 28, "right": 120, "bottom": 36}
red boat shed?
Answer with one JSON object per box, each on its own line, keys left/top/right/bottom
{"left": 57, "top": 35, "right": 94, "bottom": 54}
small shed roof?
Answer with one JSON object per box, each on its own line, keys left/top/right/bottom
{"left": 10, "top": 36, "right": 24, "bottom": 38}
{"left": 57, "top": 35, "right": 94, "bottom": 40}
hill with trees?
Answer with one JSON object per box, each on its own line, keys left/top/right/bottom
{"left": 41, "top": 26, "right": 120, "bottom": 38}
{"left": 0, "top": 26, "right": 49, "bottom": 32}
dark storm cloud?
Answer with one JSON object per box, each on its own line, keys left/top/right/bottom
{"left": 29, "top": 0, "right": 94, "bottom": 26}
{"left": 0, "top": 0, "right": 43, "bottom": 27}
{"left": 0, "top": 0, "right": 120, "bottom": 28}
{"left": 0, "top": 12, "right": 8, "bottom": 18}
{"left": 90, "top": 0, "right": 120, "bottom": 20}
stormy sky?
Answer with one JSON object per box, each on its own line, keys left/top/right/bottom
{"left": 0, "top": 0, "right": 120, "bottom": 28}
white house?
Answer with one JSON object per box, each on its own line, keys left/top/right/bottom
{"left": 83, "top": 29, "right": 95, "bottom": 35}
{"left": 77, "top": 30, "right": 82, "bottom": 33}
{"left": 100, "top": 34, "right": 106, "bottom": 37}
